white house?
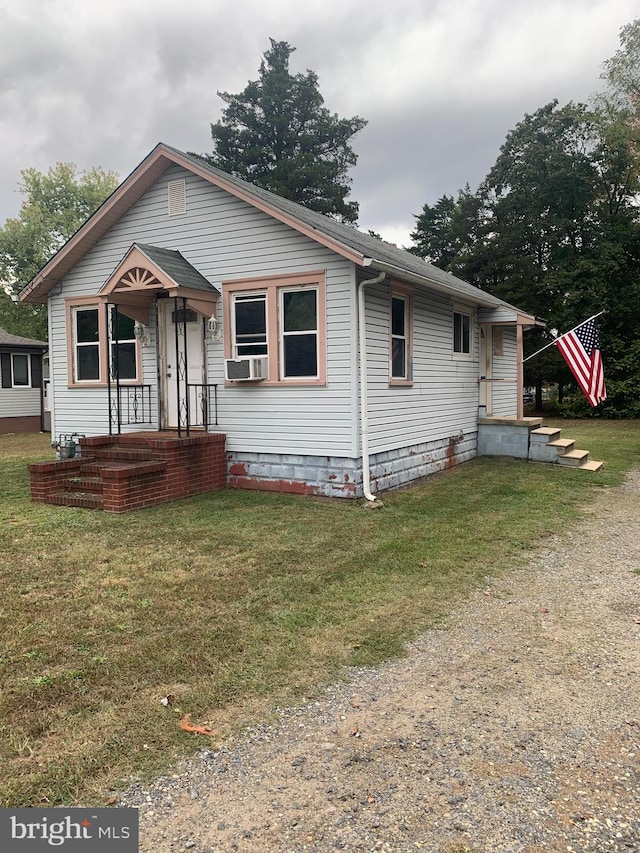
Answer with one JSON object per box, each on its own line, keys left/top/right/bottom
{"left": 20, "top": 143, "right": 544, "bottom": 509}
{"left": 0, "top": 328, "right": 47, "bottom": 434}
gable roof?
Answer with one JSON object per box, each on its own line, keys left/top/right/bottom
{"left": 0, "top": 328, "right": 47, "bottom": 349}
{"left": 18, "top": 143, "right": 531, "bottom": 318}
{"left": 133, "top": 244, "right": 219, "bottom": 294}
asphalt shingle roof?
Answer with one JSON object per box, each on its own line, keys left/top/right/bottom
{"left": 0, "top": 328, "right": 47, "bottom": 348}
{"left": 135, "top": 244, "right": 219, "bottom": 293}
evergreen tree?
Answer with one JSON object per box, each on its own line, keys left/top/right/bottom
{"left": 204, "top": 39, "right": 367, "bottom": 223}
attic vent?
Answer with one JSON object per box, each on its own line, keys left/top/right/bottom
{"left": 168, "top": 179, "right": 186, "bottom": 216}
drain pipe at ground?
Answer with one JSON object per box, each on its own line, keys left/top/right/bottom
{"left": 358, "top": 271, "right": 387, "bottom": 503}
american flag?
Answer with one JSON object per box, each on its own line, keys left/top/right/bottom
{"left": 555, "top": 318, "right": 607, "bottom": 407}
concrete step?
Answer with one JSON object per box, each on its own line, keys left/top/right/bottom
{"left": 45, "top": 491, "right": 104, "bottom": 509}
{"left": 579, "top": 460, "right": 605, "bottom": 472}
{"left": 530, "top": 427, "right": 562, "bottom": 443}
{"left": 548, "top": 438, "right": 576, "bottom": 453}
{"left": 558, "top": 449, "right": 590, "bottom": 467}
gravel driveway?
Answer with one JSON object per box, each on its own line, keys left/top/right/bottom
{"left": 120, "top": 471, "right": 640, "bottom": 853}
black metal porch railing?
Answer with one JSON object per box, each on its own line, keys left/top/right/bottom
{"left": 186, "top": 384, "right": 218, "bottom": 429}
{"left": 109, "top": 385, "right": 153, "bottom": 434}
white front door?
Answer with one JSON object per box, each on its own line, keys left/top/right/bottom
{"left": 159, "top": 299, "right": 205, "bottom": 429}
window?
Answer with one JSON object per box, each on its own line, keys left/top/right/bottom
{"left": 232, "top": 293, "right": 268, "bottom": 357}
{"left": 223, "top": 271, "right": 326, "bottom": 385}
{"left": 1, "top": 352, "right": 39, "bottom": 389}
{"left": 12, "top": 354, "right": 30, "bottom": 387}
{"left": 453, "top": 307, "right": 473, "bottom": 358}
{"left": 280, "top": 288, "right": 318, "bottom": 378}
{"left": 389, "top": 284, "right": 413, "bottom": 384}
{"left": 74, "top": 307, "right": 100, "bottom": 381}
{"left": 109, "top": 308, "right": 138, "bottom": 381}
{"left": 492, "top": 326, "right": 504, "bottom": 357}
{"left": 67, "top": 298, "right": 141, "bottom": 386}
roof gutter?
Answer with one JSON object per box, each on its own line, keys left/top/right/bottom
{"left": 358, "top": 270, "right": 387, "bottom": 503}
{"left": 362, "top": 258, "right": 502, "bottom": 309}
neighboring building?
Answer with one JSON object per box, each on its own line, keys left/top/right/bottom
{"left": 19, "top": 143, "right": 542, "bottom": 503}
{"left": 0, "top": 328, "right": 48, "bottom": 434}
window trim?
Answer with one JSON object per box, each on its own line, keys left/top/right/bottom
{"left": 389, "top": 282, "right": 414, "bottom": 386}
{"left": 279, "top": 285, "right": 320, "bottom": 381}
{"left": 223, "top": 271, "right": 326, "bottom": 386}
{"left": 66, "top": 297, "right": 142, "bottom": 387}
{"left": 452, "top": 303, "right": 474, "bottom": 361}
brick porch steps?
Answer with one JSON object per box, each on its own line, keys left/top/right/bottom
{"left": 30, "top": 431, "right": 227, "bottom": 513}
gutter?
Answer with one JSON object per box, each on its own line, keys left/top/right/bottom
{"left": 358, "top": 271, "right": 387, "bottom": 502}
{"left": 363, "top": 258, "right": 502, "bottom": 309}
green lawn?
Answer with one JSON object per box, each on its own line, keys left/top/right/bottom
{"left": 1, "top": 422, "right": 639, "bottom": 806}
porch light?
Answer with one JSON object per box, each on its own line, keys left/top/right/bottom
{"left": 208, "top": 314, "right": 222, "bottom": 343}
{"left": 133, "top": 321, "right": 151, "bottom": 347}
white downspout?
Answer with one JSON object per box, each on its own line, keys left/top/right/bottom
{"left": 358, "top": 271, "right": 386, "bottom": 502}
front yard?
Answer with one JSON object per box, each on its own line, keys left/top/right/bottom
{"left": 1, "top": 421, "right": 638, "bottom": 807}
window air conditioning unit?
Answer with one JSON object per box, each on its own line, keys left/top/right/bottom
{"left": 224, "top": 356, "right": 268, "bottom": 381}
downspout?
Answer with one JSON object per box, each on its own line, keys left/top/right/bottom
{"left": 358, "top": 271, "right": 386, "bottom": 502}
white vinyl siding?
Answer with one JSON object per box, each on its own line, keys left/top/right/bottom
{"left": 363, "top": 281, "right": 480, "bottom": 455}
{"left": 48, "top": 166, "right": 356, "bottom": 454}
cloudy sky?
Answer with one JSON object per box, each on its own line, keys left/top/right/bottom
{"left": 1, "top": 0, "right": 637, "bottom": 247}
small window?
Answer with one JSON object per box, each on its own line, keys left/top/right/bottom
{"left": 453, "top": 309, "right": 472, "bottom": 356}
{"left": 280, "top": 288, "right": 318, "bottom": 378}
{"left": 11, "top": 353, "right": 30, "bottom": 387}
{"left": 233, "top": 293, "right": 268, "bottom": 357}
{"left": 389, "top": 285, "right": 413, "bottom": 383}
{"left": 391, "top": 295, "right": 408, "bottom": 380}
{"left": 492, "top": 326, "right": 504, "bottom": 357}
{"left": 74, "top": 307, "right": 100, "bottom": 381}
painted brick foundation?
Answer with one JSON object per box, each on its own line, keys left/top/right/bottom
{"left": 227, "top": 431, "right": 478, "bottom": 499}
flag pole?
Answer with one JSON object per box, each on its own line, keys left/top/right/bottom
{"left": 522, "top": 311, "right": 605, "bottom": 364}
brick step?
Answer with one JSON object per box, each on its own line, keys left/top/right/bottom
{"left": 92, "top": 447, "right": 158, "bottom": 462}
{"left": 65, "top": 475, "right": 103, "bottom": 494}
{"left": 558, "top": 449, "right": 590, "bottom": 467}
{"left": 45, "top": 491, "right": 104, "bottom": 509}
{"left": 80, "top": 460, "right": 166, "bottom": 477}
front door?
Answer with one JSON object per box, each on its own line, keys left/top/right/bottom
{"left": 159, "top": 299, "right": 206, "bottom": 429}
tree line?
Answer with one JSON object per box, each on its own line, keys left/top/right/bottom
{"left": 1, "top": 27, "right": 639, "bottom": 415}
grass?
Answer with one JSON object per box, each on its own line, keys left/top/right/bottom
{"left": 1, "top": 421, "right": 639, "bottom": 807}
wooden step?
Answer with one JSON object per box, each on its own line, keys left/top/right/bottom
{"left": 558, "top": 449, "right": 590, "bottom": 467}
{"left": 45, "top": 491, "right": 104, "bottom": 509}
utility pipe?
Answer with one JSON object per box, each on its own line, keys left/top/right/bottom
{"left": 357, "top": 271, "right": 387, "bottom": 502}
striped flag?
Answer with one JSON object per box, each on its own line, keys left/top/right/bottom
{"left": 555, "top": 318, "right": 606, "bottom": 407}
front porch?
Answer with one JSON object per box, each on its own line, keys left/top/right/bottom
{"left": 29, "top": 431, "right": 226, "bottom": 513}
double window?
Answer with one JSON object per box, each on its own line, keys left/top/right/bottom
{"left": 67, "top": 299, "right": 140, "bottom": 385}
{"left": 225, "top": 272, "right": 325, "bottom": 384}
{"left": 389, "top": 284, "right": 413, "bottom": 384}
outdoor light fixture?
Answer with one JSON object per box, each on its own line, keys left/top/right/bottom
{"left": 133, "top": 321, "right": 151, "bottom": 347}
{"left": 208, "top": 314, "right": 222, "bottom": 343}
